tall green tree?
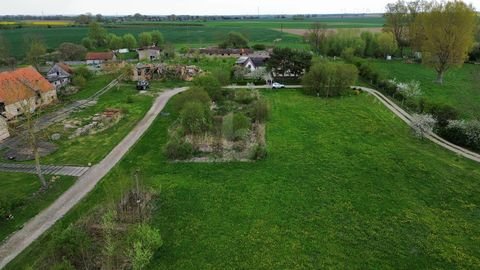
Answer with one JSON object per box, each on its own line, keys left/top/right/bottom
{"left": 419, "top": 1, "right": 476, "bottom": 83}
{"left": 122, "top": 34, "right": 137, "bottom": 49}
{"left": 267, "top": 47, "right": 312, "bottom": 79}
{"left": 138, "top": 32, "right": 153, "bottom": 47}
{"left": 219, "top": 32, "right": 249, "bottom": 49}
{"left": 88, "top": 22, "right": 107, "bottom": 47}
{"left": 107, "top": 34, "right": 123, "bottom": 50}
{"left": 376, "top": 32, "right": 398, "bottom": 57}
{"left": 58, "top": 42, "right": 87, "bottom": 61}
{"left": 150, "top": 30, "right": 164, "bottom": 46}
{"left": 25, "top": 37, "right": 46, "bottom": 69}
{"left": 302, "top": 61, "right": 358, "bottom": 98}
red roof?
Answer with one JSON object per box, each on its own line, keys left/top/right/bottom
{"left": 0, "top": 66, "right": 55, "bottom": 105}
{"left": 57, "top": 62, "right": 73, "bottom": 74}
{"left": 86, "top": 52, "right": 115, "bottom": 61}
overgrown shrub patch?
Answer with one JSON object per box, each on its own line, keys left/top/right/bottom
{"left": 164, "top": 87, "right": 269, "bottom": 162}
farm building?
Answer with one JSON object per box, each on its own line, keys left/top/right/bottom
{"left": 46, "top": 62, "right": 73, "bottom": 89}
{"left": 86, "top": 52, "right": 116, "bottom": 65}
{"left": 137, "top": 47, "right": 162, "bottom": 61}
{"left": 0, "top": 66, "right": 57, "bottom": 119}
{"left": 194, "top": 48, "right": 254, "bottom": 57}
{"left": 0, "top": 116, "right": 9, "bottom": 141}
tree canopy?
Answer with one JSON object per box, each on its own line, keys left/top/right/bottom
{"left": 302, "top": 61, "right": 358, "bottom": 97}
{"left": 219, "top": 32, "right": 249, "bottom": 49}
{"left": 419, "top": 1, "right": 476, "bottom": 83}
{"left": 267, "top": 47, "right": 312, "bottom": 79}
{"left": 58, "top": 42, "right": 87, "bottom": 61}
{"left": 138, "top": 32, "right": 153, "bottom": 47}
{"left": 88, "top": 22, "right": 107, "bottom": 47}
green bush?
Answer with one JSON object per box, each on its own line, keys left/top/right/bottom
{"left": 251, "top": 98, "right": 270, "bottom": 123}
{"left": 74, "top": 66, "right": 93, "bottom": 80}
{"left": 223, "top": 112, "right": 251, "bottom": 141}
{"left": 127, "top": 224, "right": 163, "bottom": 270}
{"left": 426, "top": 103, "right": 459, "bottom": 128}
{"left": 438, "top": 120, "right": 480, "bottom": 151}
{"left": 252, "top": 44, "right": 266, "bottom": 50}
{"left": 180, "top": 101, "right": 212, "bottom": 135}
{"left": 234, "top": 89, "right": 256, "bottom": 104}
{"left": 302, "top": 61, "right": 358, "bottom": 97}
{"left": 72, "top": 75, "right": 87, "bottom": 88}
{"left": 165, "top": 139, "right": 194, "bottom": 160}
{"left": 192, "top": 75, "right": 223, "bottom": 102}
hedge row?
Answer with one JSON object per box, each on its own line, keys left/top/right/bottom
{"left": 352, "top": 58, "right": 480, "bottom": 152}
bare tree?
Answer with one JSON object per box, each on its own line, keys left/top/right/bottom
{"left": 304, "top": 22, "right": 328, "bottom": 55}
{"left": 8, "top": 86, "right": 48, "bottom": 188}
{"left": 384, "top": 0, "right": 411, "bottom": 57}
{"left": 25, "top": 36, "right": 46, "bottom": 70}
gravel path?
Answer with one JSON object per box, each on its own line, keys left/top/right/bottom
{"left": 0, "top": 163, "right": 90, "bottom": 177}
{"left": 0, "top": 87, "right": 187, "bottom": 269}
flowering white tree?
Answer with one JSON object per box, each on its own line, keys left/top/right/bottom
{"left": 411, "top": 114, "right": 436, "bottom": 138}
{"left": 389, "top": 79, "right": 422, "bottom": 105}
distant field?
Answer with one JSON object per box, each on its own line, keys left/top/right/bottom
{"left": 119, "top": 16, "right": 385, "bottom": 29}
{"left": 0, "top": 20, "right": 73, "bottom": 26}
{"left": 0, "top": 17, "right": 384, "bottom": 58}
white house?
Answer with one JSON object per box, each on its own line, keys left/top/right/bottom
{"left": 0, "top": 66, "right": 58, "bottom": 119}
{"left": 236, "top": 55, "right": 270, "bottom": 72}
{"left": 46, "top": 62, "right": 73, "bottom": 89}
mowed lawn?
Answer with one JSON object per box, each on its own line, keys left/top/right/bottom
{"left": 9, "top": 91, "right": 480, "bottom": 269}
{"left": 371, "top": 60, "right": 480, "bottom": 119}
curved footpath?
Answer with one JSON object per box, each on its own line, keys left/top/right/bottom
{"left": 352, "top": 86, "right": 480, "bottom": 163}
{"left": 0, "top": 87, "right": 188, "bottom": 269}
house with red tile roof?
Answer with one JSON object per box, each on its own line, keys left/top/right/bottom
{"left": 86, "top": 52, "right": 116, "bottom": 65}
{"left": 0, "top": 66, "right": 57, "bottom": 119}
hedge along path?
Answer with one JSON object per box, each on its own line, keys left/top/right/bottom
{"left": 352, "top": 86, "right": 480, "bottom": 163}
{"left": 0, "top": 87, "right": 188, "bottom": 269}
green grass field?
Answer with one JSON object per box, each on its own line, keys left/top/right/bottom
{"left": 0, "top": 173, "right": 75, "bottom": 241}
{"left": 9, "top": 90, "right": 480, "bottom": 269}
{"left": 370, "top": 60, "right": 480, "bottom": 119}
{"left": 0, "top": 17, "right": 385, "bottom": 58}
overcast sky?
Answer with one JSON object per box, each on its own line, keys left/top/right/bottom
{"left": 2, "top": 0, "right": 478, "bottom": 16}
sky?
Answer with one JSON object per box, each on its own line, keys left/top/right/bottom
{"left": 2, "top": 0, "right": 478, "bottom": 16}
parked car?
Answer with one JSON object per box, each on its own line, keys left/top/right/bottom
{"left": 272, "top": 82, "right": 285, "bottom": 89}
{"left": 136, "top": 80, "right": 150, "bottom": 90}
